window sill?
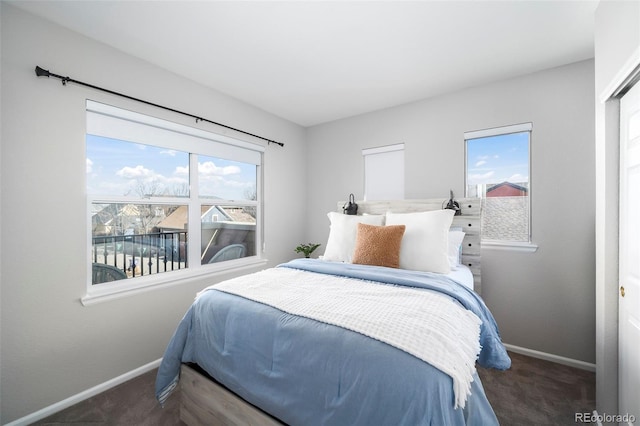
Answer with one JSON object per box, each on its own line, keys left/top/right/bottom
{"left": 81, "top": 257, "right": 268, "bottom": 306}
{"left": 481, "top": 241, "right": 539, "bottom": 252}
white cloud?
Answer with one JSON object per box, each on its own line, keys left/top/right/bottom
{"left": 174, "top": 162, "right": 243, "bottom": 177}
{"left": 475, "top": 160, "right": 487, "bottom": 167}
{"left": 109, "top": 165, "right": 189, "bottom": 197}
{"left": 199, "top": 161, "right": 241, "bottom": 176}
{"left": 116, "top": 165, "right": 154, "bottom": 179}
{"left": 160, "top": 149, "right": 178, "bottom": 157}
{"left": 86, "top": 158, "right": 93, "bottom": 173}
{"left": 223, "top": 179, "right": 255, "bottom": 189}
{"left": 506, "top": 173, "right": 528, "bottom": 182}
{"left": 468, "top": 171, "right": 495, "bottom": 185}
{"left": 471, "top": 171, "right": 494, "bottom": 180}
{"left": 107, "top": 161, "right": 249, "bottom": 199}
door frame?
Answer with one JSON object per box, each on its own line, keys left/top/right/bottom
{"left": 618, "top": 79, "right": 640, "bottom": 425}
{"left": 596, "top": 50, "right": 640, "bottom": 417}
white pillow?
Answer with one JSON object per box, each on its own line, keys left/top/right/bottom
{"left": 448, "top": 230, "right": 466, "bottom": 270}
{"left": 385, "top": 209, "right": 455, "bottom": 273}
{"left": 323, "top": 212, "right": 385, "bottom": 262}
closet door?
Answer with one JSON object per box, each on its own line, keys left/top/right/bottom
{"left": 619, "top": 81, "right": 640, "bottom": 424}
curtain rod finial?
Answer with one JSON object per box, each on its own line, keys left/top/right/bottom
{"left": 35, "top": 66, "right": 50, "bottom": 77}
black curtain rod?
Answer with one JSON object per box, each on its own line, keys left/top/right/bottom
{"left": 34, "top": 65, "right": 284, "bottom": 147}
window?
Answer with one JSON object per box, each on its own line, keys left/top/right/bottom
{"left": 86, "top": 100, "right": 263, "bottom": 299}
{"left": 362, "top": 143, "right": 405, "bottom": 200}
{"left": 465, "top": 123, "right": 532, "bottom": 246}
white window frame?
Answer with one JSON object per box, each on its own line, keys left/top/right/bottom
{"left": 83, "top": 100, "right": 267, "bottom": 305}
{"left": 362, "top": 143, "right": 405, "bottom": 201}
{"left": 464, "top": 123, "right": 538, "bottom": 252}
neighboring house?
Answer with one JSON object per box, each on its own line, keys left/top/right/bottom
{"left": 157, "top": 205, "right": 255, "bottom": 231}
{"left": 486, "top": 182, "right": 528, "bottom": 197}
{"left": 92, "top": 204, "right": 169, "bottom": 236}
{"left": 158, "top": 205, "right": 256, "bottom": 262}
{"left": 221, "top": 207, "right": 257, "bottom": 224}
{"left": 200, "top": 206, "right": 256, "bottom": 262}
{"left": 91, "top": 204, "right": 119, "bottom": 236}
{"left": 157, "top": 205, "right": 212, "bottom": 231}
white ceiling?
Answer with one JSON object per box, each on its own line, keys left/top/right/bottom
{"left": 11, "top": 1, "right": 598, "bottom": 127}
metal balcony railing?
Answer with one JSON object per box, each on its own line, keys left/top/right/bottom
{"left": 92, "top": 231, "right": 187, "bottom": 283}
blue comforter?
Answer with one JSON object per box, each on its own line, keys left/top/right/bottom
{"left": 156, "top": 259, "right": 511, "bottom": 425}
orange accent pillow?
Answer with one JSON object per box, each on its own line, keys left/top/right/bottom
{"left": 352, "top": 223, "right": 406, "bottom": 268}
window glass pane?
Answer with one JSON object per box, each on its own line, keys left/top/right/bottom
{"left": 201, "top": 204, "right": 256, "bottom": 265}
{"left": 87, "top": 135, "right": 190, "bottom": 198}
{"left": 86, "top": 101, "right": 263, "bottom": 294}
{"left": 466, "top": 131, "right": 530, "bottom": 242}
{"left": 91, "top": 203, "right": 188, "bottom": 284}
{"left": 198, "top": 155, "right": 257, "bottom": 201}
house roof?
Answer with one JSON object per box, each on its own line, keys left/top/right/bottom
{"left": 158, "top": 206, "right": 211, "bottom": 230}
{"left": 487, "top": 182, "right": 528, "bottom": 193}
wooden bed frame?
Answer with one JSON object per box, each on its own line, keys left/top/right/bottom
{"left": 180, "top": 363, "right": 284, "bottom": 425}
{"left": 179, "top": 198, "right": 482, "bottom": 425}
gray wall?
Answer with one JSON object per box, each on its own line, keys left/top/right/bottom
{"left": 1, "top": 3, "right": 603, "bottom": 423}
{"left": 306, "top": 60, "right": 596, "bottom": 364}
{"left": 594, "top": 0, "right": 640, "bottom": 416}
{"left": 0, "top": 5, "right": 307, "bottom": 423}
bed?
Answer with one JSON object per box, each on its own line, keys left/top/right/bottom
{"left": 156, "top": 198, "right": 511, "bottom": 425}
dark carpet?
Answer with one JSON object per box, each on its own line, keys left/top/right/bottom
{"left": 34, "top": 351, "right": 595, "bottom": 425}
{"left": 33, "top": 369, "right": 184, "bottom": 426}
{"left": 478, "top": 351, "right": 595, "bottom": 425}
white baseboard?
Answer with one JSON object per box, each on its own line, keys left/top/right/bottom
{"left": 5, "top": 345, "right": 596, "bottom": 425}
{"left": 504, "top": 343, "right": 596, "bottom": 372}
{"left": 4, "top": 358, "right": 162, "bottom": 426}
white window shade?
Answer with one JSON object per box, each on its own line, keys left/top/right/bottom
{"left": 362, "top": 143, "right": 405, "bottom": 201}
{"left": 464, "top": 122, "right": 532, "bottom": 140}
{"left": 86, "top": 100, "right": 264, "bottom": 165}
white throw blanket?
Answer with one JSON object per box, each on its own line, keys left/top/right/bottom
{"left": 201, "top": 267, "right": 481, "bottom": 409}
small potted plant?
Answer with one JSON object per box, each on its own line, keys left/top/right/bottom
{"left": 295, "top": 243, "right": 321, "bottom": 258}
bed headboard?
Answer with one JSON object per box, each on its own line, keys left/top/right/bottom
{"left": 337, "top": 198, "right": 482, "bottom": 294}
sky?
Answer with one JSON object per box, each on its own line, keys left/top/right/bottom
{"left": 86, "top": 135, "right": 256, "bottom": 201}
{"left": 466, "top": 131, "right": 529, "bottom": 187}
